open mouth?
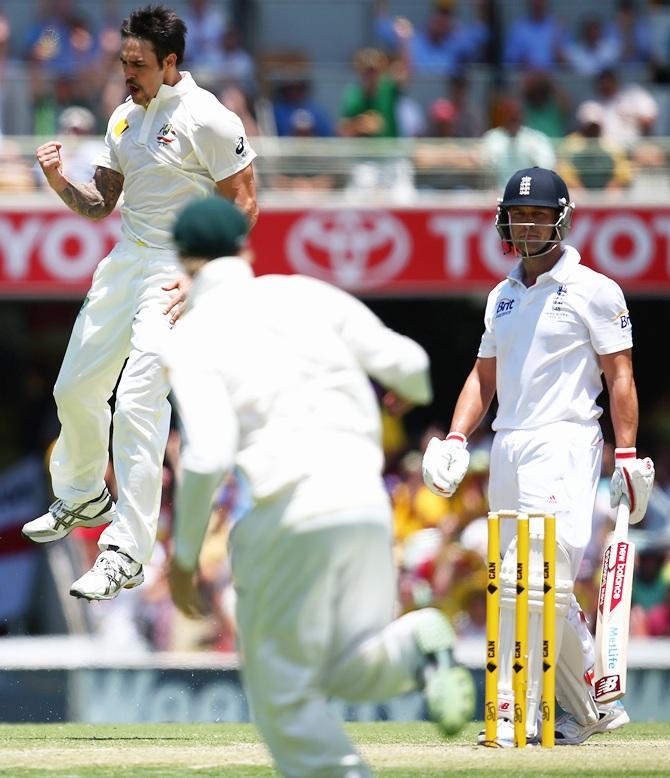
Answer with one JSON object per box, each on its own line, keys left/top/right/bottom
{"left": 127, "top": 84, "right": 140, "bottom": 97}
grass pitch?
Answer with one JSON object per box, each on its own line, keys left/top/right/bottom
{"left": 0, "top": 721, "right": 669, "bottom": 777}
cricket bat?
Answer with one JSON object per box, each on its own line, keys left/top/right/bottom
{"left": 594, "top": 496, "right": 634, "bottom": 702}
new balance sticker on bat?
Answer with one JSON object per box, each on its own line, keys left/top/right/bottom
{"left": 598, "top": 545, "right": 611, "bottom": 615}
{"left": 609, "top": 543, "right": 629, "bottom": 611}
{"left": 595, "top": 675, "right": 621, "bottom": 698}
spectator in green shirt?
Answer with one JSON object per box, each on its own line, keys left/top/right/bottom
{"left": 338, "top": 47, "right": 403, "bottom": 138}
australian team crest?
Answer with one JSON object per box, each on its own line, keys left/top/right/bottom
{"left": 156, "top": 122, "right": 176, "bottom": 145}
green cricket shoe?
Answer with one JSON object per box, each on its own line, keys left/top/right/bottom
{"left": 416, "top": 608, "right": 476, "bottom": 736}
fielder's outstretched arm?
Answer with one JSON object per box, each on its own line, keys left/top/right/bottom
{"left": 165, "top": 352, "right": 238, "bottom": 618}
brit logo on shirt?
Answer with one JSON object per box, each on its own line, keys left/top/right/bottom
{"left": 615, "top": 310, "right": 631, "bottom": 329}
{"left": 494, "top": 297, "right": 515, "bottom": 318}
{"left": 156, "top": 122, "right": 176, "bottom": 145}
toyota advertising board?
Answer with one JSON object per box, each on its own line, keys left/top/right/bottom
{"left": 1, "top": 206, "right": 670, "bottom": 297}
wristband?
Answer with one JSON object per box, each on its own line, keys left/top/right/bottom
{"left": 446, "top": 432, "right": 467, "bottom": 446}
{"left": 615, "top": 447, "right": 636, "bottom": 463}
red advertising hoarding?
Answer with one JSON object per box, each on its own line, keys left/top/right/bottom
{"left": 1, "top": 206, "right": 669, "bottom": 297}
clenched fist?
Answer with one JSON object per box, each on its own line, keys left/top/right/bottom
{"left": 36, "top": 141, "right": 67, "bottom": 192}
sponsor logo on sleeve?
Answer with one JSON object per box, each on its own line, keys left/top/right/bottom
{"left": 235, "top": 136, "right": 246, "bottom": 155}
{"left": 113, "top": 118, "right": 129, "bottom": 137}
{"left": 615, "top": 310, "right": 631, "bottom": 329}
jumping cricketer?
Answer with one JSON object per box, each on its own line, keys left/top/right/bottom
{"left": 22, "top": 5, "right": 257, "bottom": 600}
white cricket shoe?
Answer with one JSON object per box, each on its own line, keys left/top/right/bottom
{"left": 555, "top": 700, "right": 629, "bottom": 745}
{"left": 22, "top": 489, "right": 115, "bottom": 544}
{"left": 416, "top": 609, "right": 476, "bottom": 737}
{"left": 476, "top": 717, "right": 521, "bottom": 748}
{"left": 70, "top": 548, "right": 144, "bottom": 601}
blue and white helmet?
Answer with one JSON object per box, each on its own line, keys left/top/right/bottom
{"left": 495, "top": 167, "right": 575, "bottom": 257}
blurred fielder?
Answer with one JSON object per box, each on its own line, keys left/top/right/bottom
{"left": 422, "top": 167, "right": 654, "bottom": 746}
{"left": 22, "top": 5, "right": 257, "bottom": 600}
{"left": 165, "top": 197, "right": 475, "bottom": 778}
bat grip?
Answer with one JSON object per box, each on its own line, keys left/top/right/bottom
{"left": 613, "top": 495, "right": 630, "bottom": 541}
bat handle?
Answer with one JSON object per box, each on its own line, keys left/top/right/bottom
{"left": 613, "top": 495, "right": 630, "bottom": 541}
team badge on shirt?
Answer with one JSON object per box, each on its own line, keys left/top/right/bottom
{"left": 551, "top": 284, "right": 568, "bottom": 311}
{"left": 546, "top": 283, "right": 571, "bottom": 320}
{"left": 157, "top": 122, "right": 176, "bottom": 145}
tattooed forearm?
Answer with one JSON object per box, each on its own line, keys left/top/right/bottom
{"left": 59, "top": 181, "right": 108, "bottom": 219}
{"left": 58, "top": 167, "right": 124, "bottom": 220}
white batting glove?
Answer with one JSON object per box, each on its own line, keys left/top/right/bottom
{"left": 610, "top": 447, "right": 655, "bottom": 525}
{"left": 422, "top": 432, "right": 470, "bottom": 497}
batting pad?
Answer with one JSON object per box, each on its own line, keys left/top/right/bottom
{"left": 498, "top": 535, "right": 573, "bottom": 735}
{"left": 556, "top": 597, "right": 599, "bottom": 725}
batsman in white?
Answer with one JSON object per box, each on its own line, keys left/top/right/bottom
{"left": 422, "top": 167, "right": 655, "bottom": 746}
{"left": 22, "top": 5, "right": 258, "bottom": 600}
{"left": 164, "top": 197, "right": 475, "bottom": 778}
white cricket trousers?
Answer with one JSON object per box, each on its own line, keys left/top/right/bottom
{"left": 50, "top": 239, "right": 179, "bottom": 564}
{"left": 487, "top": 420, "right": 603, "bottom": 726}
{"left": 230, "top": 493, "right": 433, "bottom": 778}
{"left": 488, "top": 419, "right": 603, "bottom": 577}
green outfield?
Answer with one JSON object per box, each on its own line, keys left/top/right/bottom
{"left": 0, "top": 721, "right": 669, "bottom": 777}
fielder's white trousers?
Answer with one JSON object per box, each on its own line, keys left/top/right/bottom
{"left": 230, "top": 493, "right": 431, "bottom": 778}
{"left": 50, "top": 239, "right": 179, "bottom": 564}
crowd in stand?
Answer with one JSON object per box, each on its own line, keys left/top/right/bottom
{"left": 1, "top": 0, "right": 670, "bottom": 193}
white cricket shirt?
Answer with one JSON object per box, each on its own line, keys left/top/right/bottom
{"left": 478, "top": 245, "right": 633, "bottom": 431}
{"left": 95, "top": 72, "right": 256, "bottom": 248}
{"left": 166, "top": 259, "right": 432, "bottom": 520}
